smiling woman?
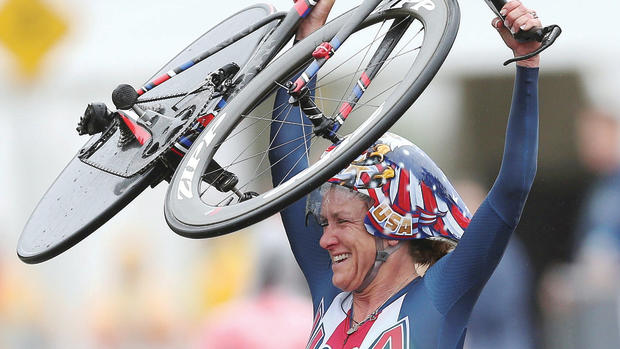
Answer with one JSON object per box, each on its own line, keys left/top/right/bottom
{"left": 268, "top": 1, "right": 543, "bottom": 348}
{"left": 308, "top": 133, "right": 469, "bottom": 296}
{"left": 317, "top": 186, "right": 380, "bottom": 292}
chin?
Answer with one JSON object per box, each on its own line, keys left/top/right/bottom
{"left": 332, "top": 276, "right": 358, "bottom": 292}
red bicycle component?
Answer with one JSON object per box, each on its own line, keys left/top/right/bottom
{"left": 312, "top": 42, "right": 334, "bottom": 59}
{"left": 197, "top": 113, "right": 216, "bottom": 127}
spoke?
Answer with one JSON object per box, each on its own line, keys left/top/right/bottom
{"left": 309, "top": 95, "right": 383, "bottom": 108}
{"left": 350, "top": 80, "right": 401, "bottom": 114}
{"left": 242, "top": 114, "right": 313, "bottom": 127}
{"left": 225, "top": 110, "right": 279, "bottom": 171}
{"left": 216, "top": 134, "right": 311, "bottom": 170}
{"left": 275, "top": 135, "right": 321, "bottom": 187}
{"left": 236, "top": 134, "right": 320, "bottom": 194}
{"left": 199, "top": 106, "right": 294, "bottom": 198}
{"left": 207, "top": 115, "right": 312, "bottom": 175}
{"left": 213, "top": 134, "right": 320, "bottom": 206}
{"left": 313, "top": 38, "right": 422, "bottom": 93}
{"left": 220, "top": 101, "right": 290, "bottom": 147}
{"left": 314, "top": 16, "right": 413, "bottom": 87}
{"left": 197, "top": 15, "right": 426, "bottom": 207}
{"left": 253, "top": 102, "right": 296, "bottom": 176}
{"left": 335, "top": 18, "right": 386, "bottom": 112}
{"left": 260, "top": 97, "right": 313, "bottom": 173}
{"left": 207, "top": 105, "right": 296, "bottom": 194}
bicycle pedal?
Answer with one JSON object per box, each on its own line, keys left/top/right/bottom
{"left": 76, "top": 103, "right": 114, "bottom": 136}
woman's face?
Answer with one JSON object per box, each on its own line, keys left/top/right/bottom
{"left": 319, "top": 188, "right": 376, "bottom": 291}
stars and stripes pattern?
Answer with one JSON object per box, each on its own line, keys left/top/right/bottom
{"left": 326, "top": 133, "right": 471, "bottom": 241}
{"left": 360, "top": 166, "right": 469, "bottom": 240}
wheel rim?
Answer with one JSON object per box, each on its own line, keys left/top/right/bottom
{"left": 166, "top": 2, "right": 459, "bottom": 237}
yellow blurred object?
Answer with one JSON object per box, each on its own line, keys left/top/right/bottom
{"left": 0, "top": 0, "right": 68, "bottom": 78}
{"left": 196, "top": 234, "right": 254, "bottom": 314}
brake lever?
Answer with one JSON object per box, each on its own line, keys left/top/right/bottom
{"left": 482, "top": 0, "right": 562, "bottom": 66}
{"left": 502, "top": 25, "right": 562, "bottom": 65}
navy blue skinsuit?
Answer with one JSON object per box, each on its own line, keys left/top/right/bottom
{"left": 269, "top": 66, "right": 539, "bottom": 349}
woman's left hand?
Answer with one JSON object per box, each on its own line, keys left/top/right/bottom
{"left": 493, "top": 0, "right": 542, "bottom": 68}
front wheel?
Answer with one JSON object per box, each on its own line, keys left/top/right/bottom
{"left": 165, "top": 1, "right": 460, "bottom": 237}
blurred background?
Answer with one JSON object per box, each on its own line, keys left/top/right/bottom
{"left": 1, "top": 0, "right": 619, "bottom": 348}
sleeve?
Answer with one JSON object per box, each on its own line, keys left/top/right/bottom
{"left": 465, "top": 237, "right": 535, "bottom": 349}
{"left": 424, "top": 66, "right": 539, "bottom": 315}
{"left": 269, "top": 81, "right": 338, "bottom": 307}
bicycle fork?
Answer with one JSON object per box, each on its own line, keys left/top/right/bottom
{"left": 287, "top": 3, "right": 413, "bottom": 143}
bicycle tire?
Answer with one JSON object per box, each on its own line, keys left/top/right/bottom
{"left": 165, "top": 0, "right": 460, "bottom": 237}
{"left": 17, "top": 4, "right": 278, "bottom": 263}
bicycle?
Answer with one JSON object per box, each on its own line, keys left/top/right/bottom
{"left": 18, "top": 0, "right": 560, "bottom": 263}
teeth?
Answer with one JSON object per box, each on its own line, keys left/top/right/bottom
{"left": 333, "top": 253, "right": 351, "bottom": 263}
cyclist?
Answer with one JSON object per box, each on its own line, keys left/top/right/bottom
{"left": 269, "top": 1, "right": 542, "bottom": 347}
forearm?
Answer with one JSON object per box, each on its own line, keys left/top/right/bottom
{"left": 425, "top": 66, "right": 539, "bottom": 312}
{"left": 488, "top": 65, "right": 539, "bottom": 227}
{"left": 269, "top": 83, "right": 333, "bottom": 302}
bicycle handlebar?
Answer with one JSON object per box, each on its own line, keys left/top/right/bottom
{"left": 483, "top": 0, "right": 562, "bottom": 65}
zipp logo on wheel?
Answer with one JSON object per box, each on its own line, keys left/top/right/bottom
{"left": 407, "top": 0, "right": 436, "bottom": 11}
{"left": 177, "top": 141, "right": 205, "bottom": 200}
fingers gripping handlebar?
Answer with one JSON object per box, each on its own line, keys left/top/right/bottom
{"left": 483, "top": 0, "right": 562, "bottom": 65}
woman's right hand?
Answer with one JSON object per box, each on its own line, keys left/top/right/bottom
{"left": 296, "top": 0, "right": 336, "bottom": 41}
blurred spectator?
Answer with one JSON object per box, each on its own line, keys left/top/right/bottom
{"left": 193, "top": 233, "right": 253, "bottom": 314}
{"left": 88, "top": 241, "right": 181, "bottom": 349}
{"left": 539, "top": 107, "right": 620, "bottom": 348}
{"left": 0, "top": 257, "right": 50, "bottom": 349}
{"left": 574, "top": 108, "right": 620, "bottom": 256}
{"left": 194, "top": 216, "right": 313, "bottom": 348}
{"left": 190, "top": 216, "right": 308, "bottom": 317}
{"left": 196, "top": 284, "right": 312, "bottom": 348}
{"left": 196, "top": 251, "right": 312, "bottom": 348}
{"left": 455, "top": 180, "right": 535, "bottom": 349}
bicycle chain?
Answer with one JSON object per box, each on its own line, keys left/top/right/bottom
{"left": 78, "top": 73, "right": 232, "bottom": 178}
{"left": 136, "top": 86, "right": 212, "bottom": 104}
{"left": 78, "top": 104, "right": 204, "bottom": 178}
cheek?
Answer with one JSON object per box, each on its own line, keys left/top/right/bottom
{"left": 354, "top": 235, "right": 376, "bottom": 267}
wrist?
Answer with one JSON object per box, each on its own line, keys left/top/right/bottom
{"left": 515, "top": 55, "right": 539, "bottom": 68}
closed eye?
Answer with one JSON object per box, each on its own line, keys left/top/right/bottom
{"left": 317, "top": 215, "right": 329, "bottom": 227}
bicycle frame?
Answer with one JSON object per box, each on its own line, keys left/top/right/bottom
{"left": 133, "top": 0, "right": 386, "bottom": 122}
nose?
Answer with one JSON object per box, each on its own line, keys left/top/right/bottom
{"left": 319, "top": 225, "right": 338, "bottom": 250}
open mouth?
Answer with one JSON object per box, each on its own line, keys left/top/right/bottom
{"left": 332, "top": 253, "right": 351, "bottom": 264}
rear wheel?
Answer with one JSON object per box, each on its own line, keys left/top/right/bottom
{"left": 165, "top": 1, "right": 460, "bottom": 237}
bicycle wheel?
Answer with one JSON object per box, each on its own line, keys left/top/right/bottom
{"left": 17, "top": 4, "right": 278, "bottom": 263}
{"left": 165, "top": 0, "right": 460, "bottom": 237}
